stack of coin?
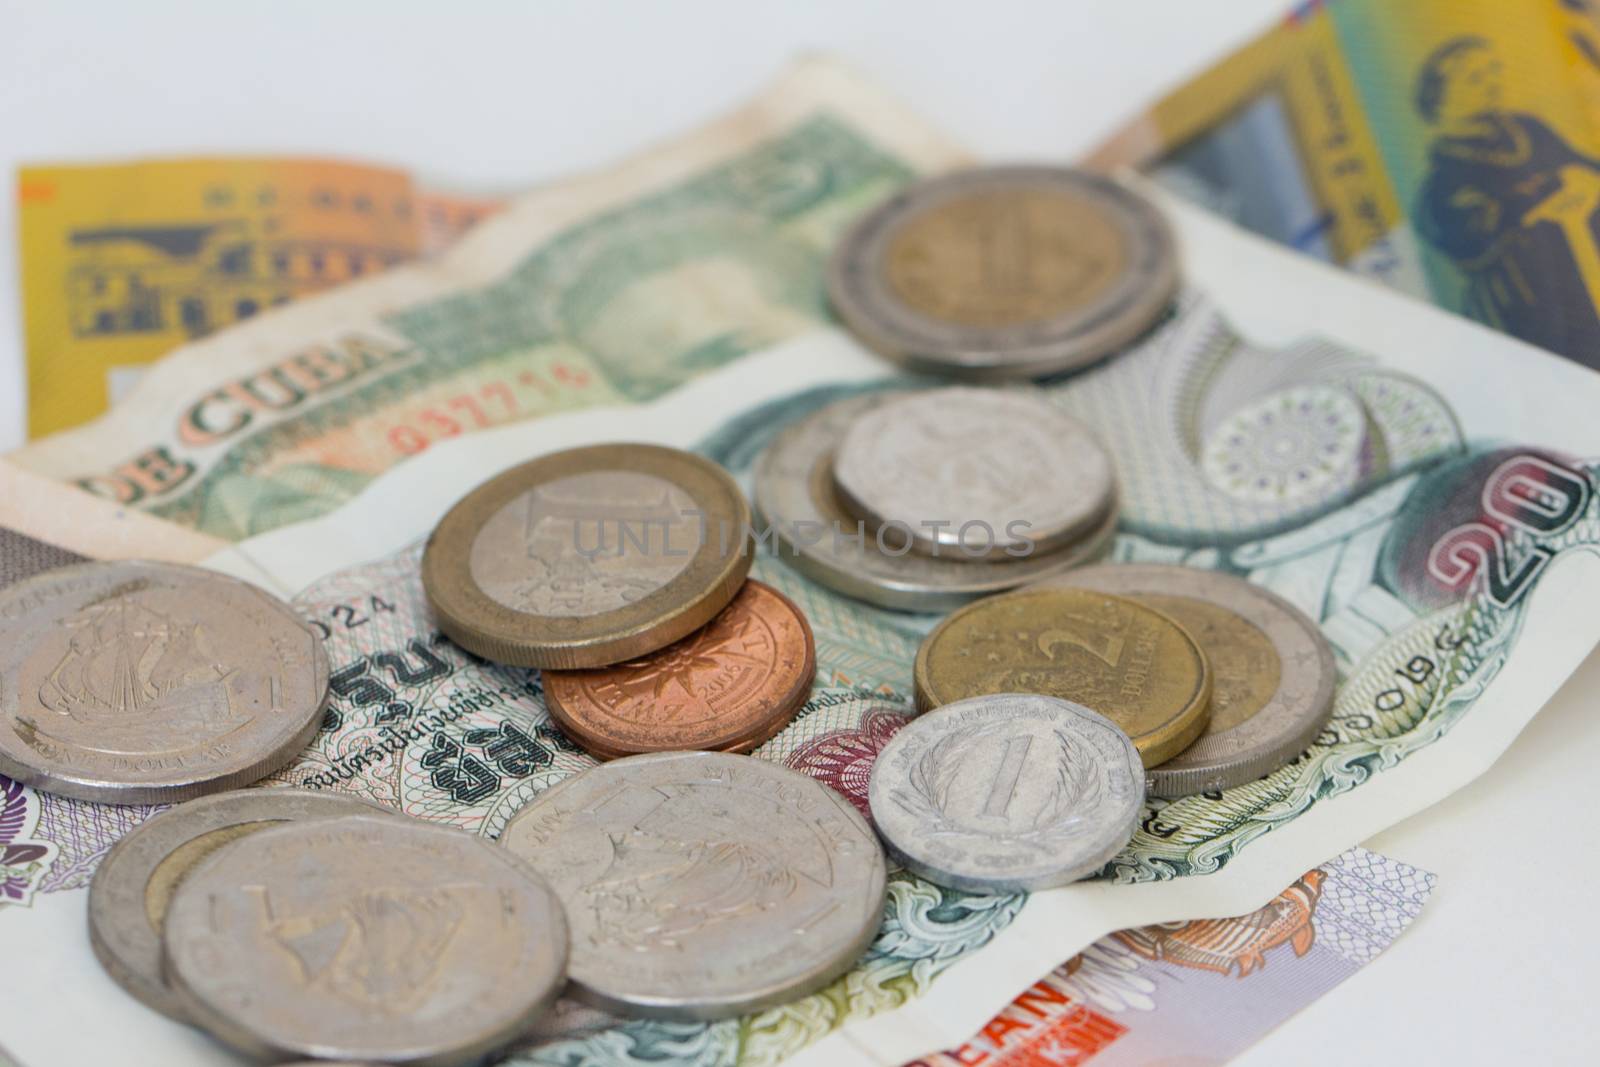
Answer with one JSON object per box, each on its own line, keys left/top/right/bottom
{"left": 422, "top": 444, "right": 818, "bottom": 760}
{"left": 753, "top": 385, "right": 1119, "bottom": 611}
{"left": 912, "top": 564, "right": 1336, "bottom": 800}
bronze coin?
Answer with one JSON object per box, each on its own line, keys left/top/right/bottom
{"left": 541, "top": 580, "right": 816, "bottom": 758}
{"left": 422, "top": 444, "right": 752, "bottom": 669}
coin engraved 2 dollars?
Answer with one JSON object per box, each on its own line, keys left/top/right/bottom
{"left": 500, "top": 750, "right": 886, "bottom": 1020}
{"left": 914, "top": 587, "right": 1212, "bottom": 767}
{"left": 422, "top": 444, "right": 752, "bottom": 668}
{"left": 869, "top": 693, "right": 1144, "bottom": 892}
{"left": 0, "top": 560, "right": 330, "bottom": 804}
{"left": 163, "top": 814, "right": 568, "bottom": 1066}
{"left": 828, "top": 165, "right": 1178, "bottom": 380}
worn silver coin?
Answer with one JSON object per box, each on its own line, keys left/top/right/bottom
{"left": 0, "top": 560, "right": 330, "bottom": 804}
{"left": 832, "top": 386, "right": 1114, "bottom": 559}
{"left": 1039, "top": 563, "right": 1337, "bottom": 796}
{"left": 869, "top": 693, "right": 1143, "bottom": 892}
{"left": 88, "top": 788, "right": 398, "bottom": 1020}
{"left": 754, "top": 391, "right": 1117, "bottom": 611}
{"left": 828, "top": 165, "right": 1178, "bottom": 380}
{"left": 500, "top": 750, "right": 886, "bottom": 1020}
{"left": 163, "top": 814, "right": 568, "bottom": 1066}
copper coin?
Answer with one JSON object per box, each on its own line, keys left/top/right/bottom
{"left": 542, "top": 580, "right": 816, "bottom": 758}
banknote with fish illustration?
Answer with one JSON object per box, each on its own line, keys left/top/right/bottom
{"left": 1090, "top": 0, "right": 1600, "bottom": 370}
{"left": 16, "top": 157, "right": 500, "bottom": 438}
{"left": 3, "top": 184, "right": 1596, "bottom": 1067}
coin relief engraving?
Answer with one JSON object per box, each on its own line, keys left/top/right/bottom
{"left": 469, "top": 471, "right": 697, "bottom": 617}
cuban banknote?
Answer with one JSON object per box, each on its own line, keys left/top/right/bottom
{"left": 7, "top": 60, "right": 967, "bottom": 540}
{"left": 1089, "top": 0, "right": 1600, "bottom": 370}
{"left": 4, "top": 185, "right": 1598, "bottom": 1067}
{"left": 17, "top": 157, "right": 501, "bottom": 438}
{"left": 909, "top": 846, "right": 1434, "bottom": 1067}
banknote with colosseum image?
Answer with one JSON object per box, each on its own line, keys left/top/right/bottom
{"left": 2, "top": 182, "right": 1596, "bottom": 1067}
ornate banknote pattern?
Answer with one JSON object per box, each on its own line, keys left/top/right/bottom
{"left": 911, "top": 847, "right": 1435, "bottom": 1066}
{"left": 9, "top": 63, "right": 953, "bottom": 540}
{"left": 17, "top": 157, "right": 499, "bottom": 437}
{"left": 1090, "top": 0, "right": 1600, "bottom": 368}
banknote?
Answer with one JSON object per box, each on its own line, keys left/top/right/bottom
{"left": 0, "top": 459, "right": 222, "bottom": 565}
{"left": 1089, "top": 0, "right": 1600, "bottom": 370}
{"left": 4, "top": 186, "right": 1597, "bottom": 1067}
{"left": 17, "top": 157, "right": 501, "bottom": 438}
{"left": 909, "top": 847, "right": 1435, "bottom": 1067}
{"left": 8, "top": 60, "right": 966, "bottom": 540}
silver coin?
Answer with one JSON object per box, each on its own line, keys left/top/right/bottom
{"left": 500, "top": 750, "right": 885, "bottom": 1020}
{"left": 0, "top": 561, "right": 330, "bottom": 804}
{"left": 869, "top": 693, "right": 1143, "bottom": 892}
{"left": 832, "top": 386, "right": 1114, "bottom": 559}
{"left": 88, "top": 788, "right": 397, "bottom": 1021}
{"left": 753, "top": 391, "right": 1117, "bottom": 611}
{"left": 1038, "top": 563, "right": 1336, "bottom": 796}
{"left": 163, "top": 814, "right": 568, "bottom": 1066}
{"left": 828, "top": 166, "right": 1178, "bottom": 380}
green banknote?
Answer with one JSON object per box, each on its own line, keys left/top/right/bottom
{"left": 5, "top": 189, "right": 1598, "bottom": 1067}
{"left": 1090, "top": 0, "right": 1600, "bottom": 369}
{"left": 6, "top": 59, "right": 964, "bottom": 540}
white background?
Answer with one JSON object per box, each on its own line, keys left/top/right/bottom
{"left": 1, "top": 2, "right": 1596, "bottom": 1065}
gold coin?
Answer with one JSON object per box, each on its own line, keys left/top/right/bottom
{"left": 422, "top": 444, "right": 752, "bottom": 668}
{"left": 913, "top": 588, "right": 1212, "bottom": 767}
{"left": 1131, "top": 594, "right": 1279, "bottom": 735}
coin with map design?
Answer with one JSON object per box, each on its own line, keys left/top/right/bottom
{"left": 869, "top": 693, "right": 1143, "bottom": 892}
{"left": 499, "top": 750, "right": 886, "bottom": 1020}
{"left": 914, "top": 587, "right": 1212, "bottom": 767}
{"left": 422, "top": 444, "right": 752, "bottom": 669}
{"left": 0, "top": 560, "right": 330, "bottom": 804}
{"left": 542, "top": 580, "right": 815, "bottom": 758}
{"left": 163, "top": 814, "right": 567, "bottom": 1066}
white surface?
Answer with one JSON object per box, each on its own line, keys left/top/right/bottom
{"left": 1, "top": 4, "right": 1594, "bottom": 1066}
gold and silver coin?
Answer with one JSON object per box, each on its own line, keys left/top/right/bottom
{"left": 754, "top": 392, "right": 1117, "bottom": 611}
{"left": 1040, "top": 564, "right": 1336, "bottom": 796}
{"left": 828, "top": 165, "right": 1178, "bottom": 380}
{"left": 914, "top": 587, "right": 1211, "bottom": 767}
{"left": 163, "top": 814, "right": 568, "bottom": 1066}
{"left": 0, "top": 561, "right": 329, "bottom": 804}
{"left": 832, "top": 386, "right": 1114, "bottom": 559}
{"left": 422, "top": 444, "right": 752, "bottom": 668}
{"left": 869, "top": 693, "right": 1143, "bottom": 892}
{"left": 88, "top": 788, "right": 397, "bottom": 1020}
{"left": 500, "top": 750, "right": 886, "bottom": 1020}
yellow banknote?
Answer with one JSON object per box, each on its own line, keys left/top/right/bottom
{"left": 1090, "top": 0, "right": 1600, "bottom": 368}
{"left": 17, "top": 157, "right": 499, "bottom": 437}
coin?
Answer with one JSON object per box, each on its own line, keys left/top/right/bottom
{"left": 88, "top": 788, "right": 397, "bottom": 1020}
{"left": 542, "top": 580, "right": 815, "bottom": 759}
{"left": 914, "top": 587, "right": 1211, "bottom": 767}
{"left": 754, "top": 392, "right": 1117, "bottom": 611}
{"left": 828, "top": 166, "right": 1178, "bottom": 380}
{"left": 500, "top": 750, "right": 885, "bottom": 1020}
{"left": 869, "top": 693, "right": 1142, "bottom": 892}
{"left": 163, "top": 814, "right": 568, "bottom": 1065}
{"left": 422, "top": 444, "right": 752, "bottom": 669}
{"left": 832, "top": 386, "right": 1114, "bottom": 559}
{"left": 0, "top": 560, "right": 329, "bottom": 804}
{"left": 1038, "top": 564, "right": 1336, "bottom": 795}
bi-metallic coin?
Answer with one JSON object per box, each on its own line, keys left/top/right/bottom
{"left": 869, "top": 693, "right": 1143, "bottom": 892}
{"left": 0, "top": 561, "right": 329, "bottom": 804}
{"left": 914, "top": 587, "right": 1212, "bottom": 767}
{"left": 832, "top": 386, "right": 1114, "bottom": 559}
{"left": 422, "top": 444, "right": 752, "bottom": 669}
{"left": 828, "top": 165, "right": 1178, "bottom": 380}
{"left": 88, "top": 788, "right": 398, "bottom": 1020}
{"left": 542, "top": 579, "right": 815, "bottom": 759}
{"left": 500, "top": 750, "right": 886, "bottom": 1020}
{"left": 163, "top": 814, "right": 568, "bottom": 1066}
{"left": 1038, "top": 564, "right": 1336, "bottom": 796}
